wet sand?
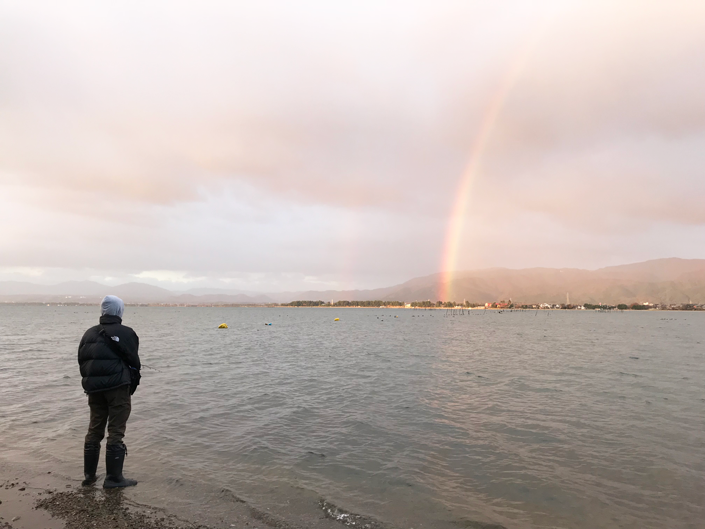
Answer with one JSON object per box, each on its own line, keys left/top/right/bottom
{"left": 0, "top": 467, "right": 65, "bottom": 529}
{"left": 0, "top": 459, "right": 400, "bottom": 529}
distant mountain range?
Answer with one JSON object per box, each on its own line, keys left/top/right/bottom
{"left": 279, "top": 258, "right": 705, "bottom": 305}
{"left": 0, "top": 280, "right": 276, "bottom": 304}
{"left": 1, "top": 258, "right": 704, "bottom": 305}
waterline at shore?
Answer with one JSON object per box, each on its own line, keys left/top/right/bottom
{"left": 1, "top": 457, "right": 401, "bottom": 529}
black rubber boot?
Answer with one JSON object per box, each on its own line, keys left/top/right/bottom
{"left": 103, "top": 444, "right": 137, "bottom": 488}
{"left": 82, "top": 443, "right": 101, "bottom": 486}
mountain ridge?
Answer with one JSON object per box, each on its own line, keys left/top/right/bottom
{"left": 1, "top": 258, "right": 704, "bottom": 305}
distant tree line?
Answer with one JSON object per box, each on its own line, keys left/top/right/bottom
{"left": 332, "top": 300, "right": 404, "bottom": 307}
{"left": 410, "top": 301, "right": 434, "bottom": 307}
{"left": 410, "top": 301, "right": 482, "bottom": 308}
{"left": 282, "top": 300, "right": 404, "bottom": 307}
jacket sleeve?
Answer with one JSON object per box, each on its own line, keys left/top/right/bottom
{"left": 77, "top": 334, "right": 86, "bottom": 366}
{"left": 124, "top": 332, "right": 141, "bottom": 370}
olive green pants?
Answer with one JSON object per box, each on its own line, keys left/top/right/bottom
{"left": 85, "top": 385, "right": 132, "bottom": 445}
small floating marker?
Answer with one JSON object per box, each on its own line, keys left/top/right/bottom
{"left": 334, "top": 318, "right": 340, "bottom": 321}
{"left": 218, "top": 323, "right": 228, "bottom": 329}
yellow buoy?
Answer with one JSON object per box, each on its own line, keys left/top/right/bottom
{"left": 334, "top": 318, "right": 340, "bottom": 321}
{"left": 218, "top": 323, "right": 228, "bottom": 329}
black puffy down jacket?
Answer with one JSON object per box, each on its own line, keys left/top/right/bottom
{"left": 78, "top": 315, "right": 141, "bottom": 394}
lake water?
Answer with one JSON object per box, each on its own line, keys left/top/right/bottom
{"left": 0, "top": 305, "right": 703, "bottom": 528}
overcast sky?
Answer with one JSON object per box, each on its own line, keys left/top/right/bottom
{"left": 1, "top": 1, "right": 704, "bottom": 292}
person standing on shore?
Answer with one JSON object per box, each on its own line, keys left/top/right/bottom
{"left": 78, "top": 295, "right": 141, "bottom": 488}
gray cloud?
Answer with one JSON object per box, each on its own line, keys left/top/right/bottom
{"left": 1, "top": 1, "right": 704, "bottom": 289}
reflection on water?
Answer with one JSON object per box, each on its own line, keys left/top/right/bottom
{"left": 1, "top": 306, "right": 703, "bottom": 528}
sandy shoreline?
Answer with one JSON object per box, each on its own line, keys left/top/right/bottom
{"left": 0, "top": 459, "right": 199, "bottom": 529}
{"left": 0, "top": 461, "right": 508, "bottom": 529}
{"left": 0, "top": 458, "right": 396, "bottom": 529}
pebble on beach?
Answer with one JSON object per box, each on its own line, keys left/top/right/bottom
{"left": 35, "top": 489, "right": 212, "bottom": 529}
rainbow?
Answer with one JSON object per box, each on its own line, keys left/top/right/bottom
{"left": 438, "top": 26, "right": 551, "bottom": 302}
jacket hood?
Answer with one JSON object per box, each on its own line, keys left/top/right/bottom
{"left": 101, "top": 295, "right": 124, "bottom": 318}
